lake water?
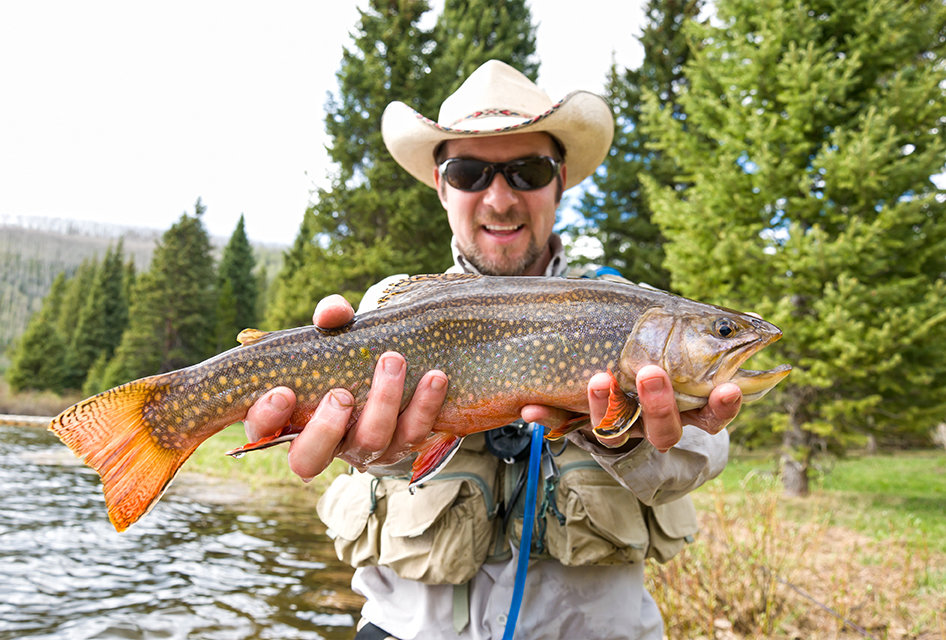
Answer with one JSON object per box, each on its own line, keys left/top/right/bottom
{"left": 0, "top": 424, "right": 361, "bottom": 640}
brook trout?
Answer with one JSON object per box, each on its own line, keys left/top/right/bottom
{"left": 50, "top": 274, "right": 790, "bottom": 531}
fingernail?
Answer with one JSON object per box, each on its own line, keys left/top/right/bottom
{"left": 326, "top": 390, "right": 344, "bottom": 409}
{"left": 268, "top": 391, "right": 290, "bottom": 412}
{"left": 301, "top": 476, "right": 314, "bottom": 484}
{"left": 593, "top": 387, "right": 609, "bottom": 400}
{"left": 429, "top": 374, "right": 447, "bottom": 391}
{"left": 382, "top": 355, "right": 403, "bottom": 376}
{"left": 641, "top": 377, "right": 665, "bottom": 393}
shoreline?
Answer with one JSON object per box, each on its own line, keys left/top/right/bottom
{"left": 0, "top": 413, "right": 52, "bottom": 427}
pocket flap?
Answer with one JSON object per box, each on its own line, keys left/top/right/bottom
{"left": 316, "top": 473, "right": 373, "bottom": 541}
{"left": 651, "top": 496, "right": 699, "bottom": 539}
{"left": 384, "top": 479, "right": 465, "bottom": 538}
{"left": 569, "top": 476, "right": 648, "bottom": 549}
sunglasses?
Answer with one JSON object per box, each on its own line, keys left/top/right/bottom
{"left": 438, "top": 156, "right": 561, "bottom": 192}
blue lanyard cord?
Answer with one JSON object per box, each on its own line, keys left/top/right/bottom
{"left": 502, "top": 423, "right": 545, "bottom": 640}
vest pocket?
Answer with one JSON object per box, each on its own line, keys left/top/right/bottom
{"left": 317, "top": 461, "right": 497, "bottom": 585}
{"left": 643, "top": 497, "right": 699, "bottom": 563}
{"left": 543, "top": 467, "right": 649, "bottom": 565}
{"left": 380, "top": 475, "right": 492, "bottom": 584}
{"left": 317, "top": 471, "right": 383, "bottom": 568}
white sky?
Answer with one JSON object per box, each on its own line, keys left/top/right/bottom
{"left": 0, "top": 1, "right": 645, "bottom": 245}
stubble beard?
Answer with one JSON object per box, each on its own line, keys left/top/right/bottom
{"left": 459, "top": 235, "right": 546, "bottom": 276}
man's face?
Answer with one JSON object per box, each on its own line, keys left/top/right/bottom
{"left": 433, "top": 132, "right": 566, "bottom": 276}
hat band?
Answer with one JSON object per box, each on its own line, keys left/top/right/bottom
{"left": 423, "top": 99, "right": 567, "bottom": 135}
{"left": 448, "top": 108, "right": 530, "bottom": 126}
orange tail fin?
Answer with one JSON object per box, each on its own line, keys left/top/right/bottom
{"left": 49, "top": 374, "right": 204, "bottom": 532}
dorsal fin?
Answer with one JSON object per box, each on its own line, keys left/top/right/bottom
{"left": 236, "top": 328, "right": 271, "bottom": 346}
{"left": 375, "top": 273, "right": 482, "bottom": 309}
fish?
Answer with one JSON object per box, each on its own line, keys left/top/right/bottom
{"left": 49, "top": 273, "right": 791, "bottom": 531}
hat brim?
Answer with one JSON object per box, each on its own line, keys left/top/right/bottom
{"left": 382, "top": 91, "right": 614, "bottom": 190}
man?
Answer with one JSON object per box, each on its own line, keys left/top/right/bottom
{"left": 245, "top": 61, "right": 740, "bottom": 639}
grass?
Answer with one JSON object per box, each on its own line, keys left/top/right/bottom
{"left": 648, "top": 451, "right": 946, "bottom": 639}
{"left": 714, "top": 450, "right": 946, "bottom": 553}
{"left": 0, "top": 379, "right": 79, "bottom": 417}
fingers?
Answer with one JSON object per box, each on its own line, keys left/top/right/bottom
{"left": 586, "top": 372, "right": 612, "bottom": 427}
{"left": 636, "top": 365, "right": 683, "bottom": 452}
{"left": 586, "top": 372, "right": 644, "bottom": 448}
{"left": 244, "top": 387, "right": 296, "bottom": 441}
{"left": 288, "top": 389, "right": 354, "bottom": 481}
{"left": 373, "top": 370, "right": 448, "bottom": 465}
{"left": 638, "top": 365, "right": 742, "bottom": 452}
{"left": 681, "top": 382, "right": 742, "bottom": 435}
{"left": 290, "top": 352, "right": 447, "bottom": 477}
{"left": 519, "top": 403, "right": 572, "bottom": 428}
{"left": 313, "top": 294, "right": 354, "bottom": 329}
{"left": 338, "top": 352, "right": 408, "bottom": 468}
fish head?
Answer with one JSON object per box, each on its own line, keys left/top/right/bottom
{"left": 618, "top": 306, "right": 791, "bottom": 411}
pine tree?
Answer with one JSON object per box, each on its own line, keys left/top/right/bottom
{"left": 56, "top": 258, "right": 97, "bottom": 347}
{"left": 642, "top": 0, "right": 946, "bottom": 494}
{"left": 577, "top": 0, "right": 702, "bottom": 289}
{"left": 101, "top": 270, "right": 165, "bottom": 386}
{"left": 265, "top": 1, "right": 443, "bottom": 326}
{"left": 267, "top": 0, "right": 540, "bottom": 326}
{"left": 104, "top": 201, "right": 217, "bottom": 382}
{"left": 6, "top": 273, "right": 70, "bottom": 392}
{"left": 215, "top": 215, "right": 258, "bottom": 349}
{"left": 431, "top": 0, "right": 538, "bottom": 85}
{"left": 71, "top": 242, "right": 130, "bottom": 383}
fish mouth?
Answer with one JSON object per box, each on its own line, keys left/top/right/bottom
{"left": 730, "top": 364, "right": 792, "bottom": 401}
{"left": 712, "top": 323, "right": 790, "bottom": 402}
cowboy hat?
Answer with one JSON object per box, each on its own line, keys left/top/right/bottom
{"left": 381, "top": 60, "right": 614, "bottom": 190}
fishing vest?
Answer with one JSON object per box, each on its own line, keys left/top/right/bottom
{"left": 316, "top": 265, "right": 699, "bottom": 584}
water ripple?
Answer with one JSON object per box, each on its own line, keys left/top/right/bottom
{"left": 0, "top": 426, "right": 358, "bottom": 640}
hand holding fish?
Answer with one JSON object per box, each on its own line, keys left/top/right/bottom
{"left": 244, "top": 292, "right": 745, "bottom": 483}
{"left": 244, "top": 294, "right": 451, "bottom": 480}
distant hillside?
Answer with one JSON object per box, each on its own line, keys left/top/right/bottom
{"left": 0, "top": 216, "right": 286, "bottom": 367}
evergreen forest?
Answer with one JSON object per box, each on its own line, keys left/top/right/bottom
{"left": 4, "top": 0, "right": 945, "bottom": 495}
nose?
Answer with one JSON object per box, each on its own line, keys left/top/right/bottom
{"left": 481, "top": 173, "right": 519, "bottom": 213}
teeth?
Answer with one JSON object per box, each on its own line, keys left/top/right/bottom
{"left": 485, "top": 224, "right": 521, "bottom": 231}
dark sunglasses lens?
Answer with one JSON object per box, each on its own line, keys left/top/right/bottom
{"left": 444, "top": 160, "right": 493, "bottom": 191}
{"left": 504, "top": 157, "right": 557, "bottom": 190}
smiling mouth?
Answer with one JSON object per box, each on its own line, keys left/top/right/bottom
{"left": 483, "top": 224, "right": 524, "bottom": 237}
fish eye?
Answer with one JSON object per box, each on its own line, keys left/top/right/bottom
{"left": 715, "top": 318, "right": 737, "bottom": 338}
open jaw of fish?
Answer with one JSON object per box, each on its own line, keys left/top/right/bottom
{"left": 47, "top": 274, "right": 791, "bottom": 531}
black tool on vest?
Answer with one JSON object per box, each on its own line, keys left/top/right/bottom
{"left": 484, "top": 419, "right": 533, "bottom": 463}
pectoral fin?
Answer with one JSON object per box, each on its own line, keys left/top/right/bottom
{"left": 592, "top": 370, "right": 641, "bottom": 439}
{"left": 226, "top": 425, "right": 303, "bottom": 457}
{"left": 546, "top": 415, "right": 590, "bottom": 441}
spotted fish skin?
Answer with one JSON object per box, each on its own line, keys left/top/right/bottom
{"left": 49, "top": 274, "right": 790, "bottom": 531}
